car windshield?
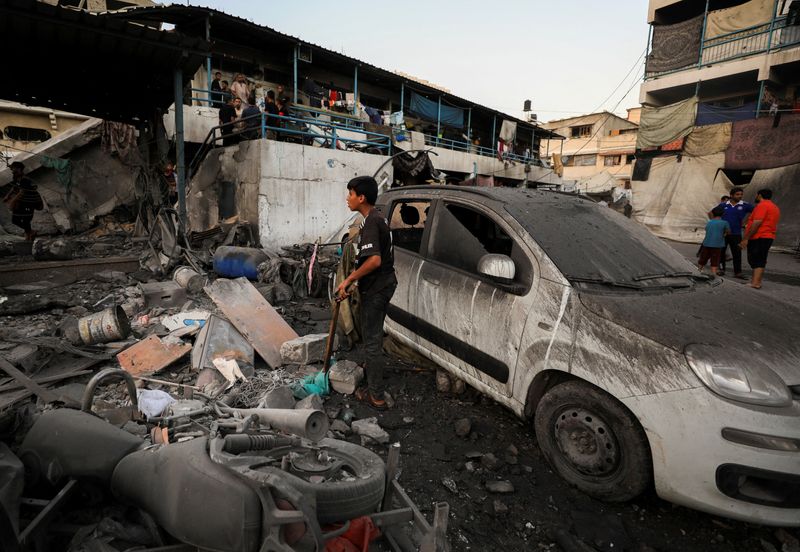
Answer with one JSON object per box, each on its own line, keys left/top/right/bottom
{"left": 504, "top": 192, "right": 697, "bottom": 286}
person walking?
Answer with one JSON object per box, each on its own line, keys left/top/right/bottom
{"left": 709, "top": 187, "right": 753, "bottom": 277}
{"left": 741, "top": 188, "right": 780, "bottom": 289}
{"left": 3, "top": 161, "right": 43, "bottom": 241}
{"left": 336, "top": 176, "right": 397, "bottom": 410}
{"left": 698, "top": 205, "right": 730, "bottom": 276}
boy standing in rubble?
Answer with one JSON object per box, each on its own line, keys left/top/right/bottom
{"left": 3, "top": 161, "right": 43, "bottom": 241}
{"left": 336, "top": 176, "right": 396, "bottom": 410}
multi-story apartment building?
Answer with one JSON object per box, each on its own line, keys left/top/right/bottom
{"left": 633, "top": 0, "right": 799, "bottom": 245}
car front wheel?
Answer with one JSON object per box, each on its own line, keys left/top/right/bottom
{"left": 534, "top": 380, "right": 651, "bottom": 502}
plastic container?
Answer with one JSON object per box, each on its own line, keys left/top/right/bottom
{"left": 212, "top": 246, "right": 268, "bottom": 280}
{"left": 173, "top": 266, "right": 204, "bottom": 294}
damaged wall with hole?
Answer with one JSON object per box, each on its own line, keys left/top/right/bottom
{"left": 187, "top": 140, "right": 391, "bottom": 249}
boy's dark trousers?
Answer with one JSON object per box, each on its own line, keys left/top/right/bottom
{"left": 720, "top": 234, "right": 742, "bottom": 274}
{"left": 359, "top": 284, "right": 396, "bottom": 395}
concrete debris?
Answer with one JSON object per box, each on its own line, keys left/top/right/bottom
{"left": 351, "top": 417, "right": 389, "bottom": 444}
{"left": 139, "top": 281, "right": 188, "bottom": 309}
{"left": 31, "top": 237, "right": 75, "bottom": 261}
{"left": 493, "top": 500, "right": 509, "bottom": 516}
{"left": 295, "top": 393, "right": 324, "bottom": 411}
{"left": 441, "top": 477, "right": 458, "bottom": 494}
{"left": 330, "top": 419, "right": 351, "bottom": 434}
{"left": 480, "top": 453, "right": 501, "bottom": 471}
{"left": 775, "top": 529, "right": 800, "bottom": 552}
{"left": 279, "top": 333, "right": 328, "bottom": 365}
{"left": 486, "top": 480, "right": 515, "bottom": 494}
{"left": 258, "top": 385, "right": 296, "bottom": 409}
{"left": 454, "top": 418, "right": 472, "bottom": 437}
{"left": 451, "top": 377, "right": 466, "bottom": 395}
{"left": 328, "top": 359, "right": 363, "bottom": 394}
{"left": 435, "top": 369, "right": 451, "bottom": 393}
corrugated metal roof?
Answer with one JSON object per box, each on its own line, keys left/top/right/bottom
{"left": 1, "top": 0, "right": 210, "bottom": 122}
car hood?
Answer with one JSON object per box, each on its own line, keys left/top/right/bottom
{"left": 579, "top": 280, "right": 800, "bottom": 386}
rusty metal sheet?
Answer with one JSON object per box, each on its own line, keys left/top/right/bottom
{"left": 204, "top": 278, "right": 298, "bottom": 368}
{"left": 117, "top": 335, "right": 191, "bottom": 377}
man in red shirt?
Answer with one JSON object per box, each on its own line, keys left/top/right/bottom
{"left": 740, "top": 188, "right": 780, "bottom": 289}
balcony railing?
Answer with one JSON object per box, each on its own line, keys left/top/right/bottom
{"left": 646, "top": 14, "right": 799, "bottom": 79}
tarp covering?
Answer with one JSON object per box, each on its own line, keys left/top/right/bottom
{"left": 631, "top": 154, "right": 730, "bottom": 242}
{"left": 578, "top": 170, "right": 618, "bottom": 195}
{"left": 646, "top": 14, "right": 704, "bottom": 73}
{"left": 705, "top": 0, "right": 776, "bottom": 39}
{"left": 745, "top": 162, "right": 800, "bottom": 248}
{"left": 499, "top": 120, "right": 517, "bottom": 143}
{"left": 684, "top": 122, "right": 732, "bottom": 156}
{"left": 636, "top": 96, "right": 698, "bottom": 149}
{"left": 696, "top": 101, "right": 758, "bottom": 125}
{"left": 725, "top": 113, "right": 800, "bottom": 170}
{"left": 408, "top": 92, "right": 465, "bottom": 129}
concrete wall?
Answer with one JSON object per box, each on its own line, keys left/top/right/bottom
{"left": 163, "top": 104, "right": 219, "bottom": 144}
{"left": 187, "top": 138, "right": 392, "bottom": 249}
{"left": 258, "top": 141, "right": 391, "bottom": 248}
{"left": 0, "top": 102, "right": 90, "bottom": 160}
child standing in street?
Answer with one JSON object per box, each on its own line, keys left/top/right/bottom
{"left": 698, "top": 206, "right": 730, "bottom": 275}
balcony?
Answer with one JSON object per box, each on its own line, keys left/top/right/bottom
{"left": 646, "top": 14, "right": 800, "bottom": 79}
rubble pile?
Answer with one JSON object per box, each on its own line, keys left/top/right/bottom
{"left": 0, "top": 212, "right": 449, "bottom": 552}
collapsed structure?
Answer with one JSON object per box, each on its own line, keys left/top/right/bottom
{"left": 635, "top": 0, "right": 800, "bottom": 246}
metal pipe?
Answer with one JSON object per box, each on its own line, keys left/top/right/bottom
{"left": 205, "top": 16, "right": 212, "bottom": 105}
{"left": 173, "top": 68, "right": 187, "bottom": 228}
{"left": 353, "top": 64, "right": 359, "bottom": 116}
{"left": 756, "top": 80, "right": 766, "bottom": 118}
{"left": 81, "top": 368, "right": 138, "bottom": 414}
{"left": 436, "top": 96, "right": 441, "bottom": 143}
{"left": 467, "top": 107, "right": 472, "bottom": 141}
{"left": 400, "top": 81, "right": 404, "bottom": 114}
{"left": 491, "top": 115, "right": 496, "bottom": 153}
{"left": 698, "top": 0, "right": 711, "bottom": 67}
{"left": 766, "top": 0, "right": 780, "bottom": 51}
{"left": 293, "top": 44, "right": 298, "bottom": 104}
{"left": 218, "top": 407, "right": 329, "bottom": 441}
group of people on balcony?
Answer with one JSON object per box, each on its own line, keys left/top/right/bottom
{"left": 213, "top": 73, "right": 293, "bottom": 146}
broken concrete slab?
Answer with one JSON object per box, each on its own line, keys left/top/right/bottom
{"left": 31, "top": 237, "right": 76, "bottom": 261}
{"left": 351, "top": 417, "right": 389, "bottom": 444}
{"left": 117, "top": 335, "right": 191, "bottom": 377}
{"left": 454, "top": 418, "right": 472, "bottom": 438}
{"left": 204, "top": 278, "right": 298, "bottom": 368}
{"left": 295, "top": 393, "right": 323, "bottom": 411}
{"left": 486, "top": 480, "right": 515, "bottom": 494}
{"left": 279, "top": 333, "right": 328, "bottom": 365}
{"left": 328, "top": 360, "right": 363, "bottom": 395}
{"left": 258, "top": 385, "right": 296, "bottom": 409}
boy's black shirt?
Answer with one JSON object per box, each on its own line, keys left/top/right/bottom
{"left": 356, "top": 209, "right": 397, "bottom": 294}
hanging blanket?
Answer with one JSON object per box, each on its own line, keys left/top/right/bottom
{"left": 631, "top": 157, "right": 652, "bottom": 181}
{"left": 684, "top": 123, "right": 732, "bottom": 156}
{"left": 725, "top": 113, "right": 800, "bottom": 170}
{"left": 696, "top": 101, "right": 757, "bottom": 125}
{"left": 705, "top": 0, "right": 775, "bottom": 39}
{"left": 408, "top": 92, "right": 464, "bottom": 128}
{"left": 499, "top": 120, "right": 517, "bottom": 143}
{"left": 646, "top": 14, "right": 704, "bottom": 73}
{"left": 637, "top": 96, "right": 698, "bottom": 149}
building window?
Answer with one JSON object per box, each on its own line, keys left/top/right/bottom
{"left": 604, "top": 155, "right": 622, "bottom": 166}
{"left": 570, "top": 125, "right": 593, "bottom": 138}
{"left": 618, "top": 128, "right": 637, "bottom": 135}
{"left": 3, "top": 126, "right": 51, "bottom": 143}
{"left": 564, "top": 154, "right": 597, "bottom": 167}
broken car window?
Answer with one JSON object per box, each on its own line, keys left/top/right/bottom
{"left": 389, "top": 200, "right": 430, "bottom": 254}
{"left": 428, "top": 203, "right": 532, "bottom": 288}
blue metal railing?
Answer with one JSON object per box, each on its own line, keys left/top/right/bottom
{"left": 645, "top": 14, "right": 797, "bottom": 78}
{"left": 396, "top": 131, "right": 547, "bottom": 166}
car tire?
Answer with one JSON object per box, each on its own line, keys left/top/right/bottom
{"left": 534, "top": 380, "right": 651, "bottom": 502}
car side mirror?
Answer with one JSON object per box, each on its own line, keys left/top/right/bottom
{"left": 478, "top": 254, "right": 515, "bottom": 283}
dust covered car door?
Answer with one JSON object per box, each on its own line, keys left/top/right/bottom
{"left": 408, "top": 198, "right": 538, "bottom": 398}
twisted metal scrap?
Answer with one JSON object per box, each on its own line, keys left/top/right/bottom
{"left": 233, "top": 369, "right": 294, "bottom": 408}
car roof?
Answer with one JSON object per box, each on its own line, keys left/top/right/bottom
{"left": 380, "top": 185, "right": 595, "bottom": 207}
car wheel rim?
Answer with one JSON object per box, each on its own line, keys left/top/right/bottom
{"left": 553, "top": 407, "right": 619, "bottom": 477}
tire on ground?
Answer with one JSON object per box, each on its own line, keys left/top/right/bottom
{"left": 533, "top": 380, "right": 651, "bottom": 502}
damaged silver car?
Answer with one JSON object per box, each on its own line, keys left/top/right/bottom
{"left": 379, "top": 186, "right": 800, "bottom": 527}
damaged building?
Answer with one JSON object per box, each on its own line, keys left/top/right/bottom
{"left": 633, "top": 0, "right": 800, "bottom": 246}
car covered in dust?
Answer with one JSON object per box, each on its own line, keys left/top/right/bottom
{"left": 377, "top": 186, "right": 800, "bottom": 526}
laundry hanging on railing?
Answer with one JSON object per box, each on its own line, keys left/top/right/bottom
{"left": 705, "top": 0, "right": 776, "bottom": 40}
{"left": 696, "top": 101, "right": 758, "bottom": 125}
{"left": 725, "top": 113, "right": 800, "bottom": 169}
{"left": 636, "top": 96, "right": 698, "bottom": 149}
{"left": 646, "top": 14, "right": 704, "bottom": 73}
{"left": 408, "top": 92, "right": 465, "bottom": 129}
{"left": 499, "top": 120, "right": 517, "bottom": 143}
{"left": 684, "top": 123, "right": 732, "bottom": 156}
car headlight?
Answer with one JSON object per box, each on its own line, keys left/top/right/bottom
{"left": 685, "top": 344, "right": 793, "bottom": 408}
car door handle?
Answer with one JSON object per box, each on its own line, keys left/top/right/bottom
{"left": 422, "top": 274, "right": 440, "bottom": 286}
{"left": 538, "top": 321, "right": 553, "bottom": 331}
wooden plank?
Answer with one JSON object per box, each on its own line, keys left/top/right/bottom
{"left": 204, "top": 278, "right": 298, "bottom": 368}
{"left": 0, "top": 357, "right": 60, "bottom": 404}
{"left": 116, "top": 335, "right": 191, "bottom": 377}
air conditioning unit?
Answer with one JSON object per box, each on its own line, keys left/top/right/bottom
{"left": 527, "top": 113, "right": 538, "bottom": 124}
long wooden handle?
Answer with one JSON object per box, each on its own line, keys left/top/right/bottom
{"left": 322, "top": 299, "right": 341, "bottom": 373}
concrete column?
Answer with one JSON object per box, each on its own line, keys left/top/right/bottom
{"left": 293, "top": 45, "right": 298, "bottom": 104}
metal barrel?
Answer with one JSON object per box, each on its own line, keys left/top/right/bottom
{"left": 77, "top": 305, "right": 131, "bottom": 345}
{"left": 224, "top": 408, "right": 329, "bottom": 441}
{"left": 173, "top": 266, "right": 204, "bottom": 294}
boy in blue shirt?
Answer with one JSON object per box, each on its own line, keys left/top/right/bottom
{"left": 708, "top": 187, "right": 753, "bottom": 277}
{"left": 698, "top": 206, "right": 731, "bottom": 275}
